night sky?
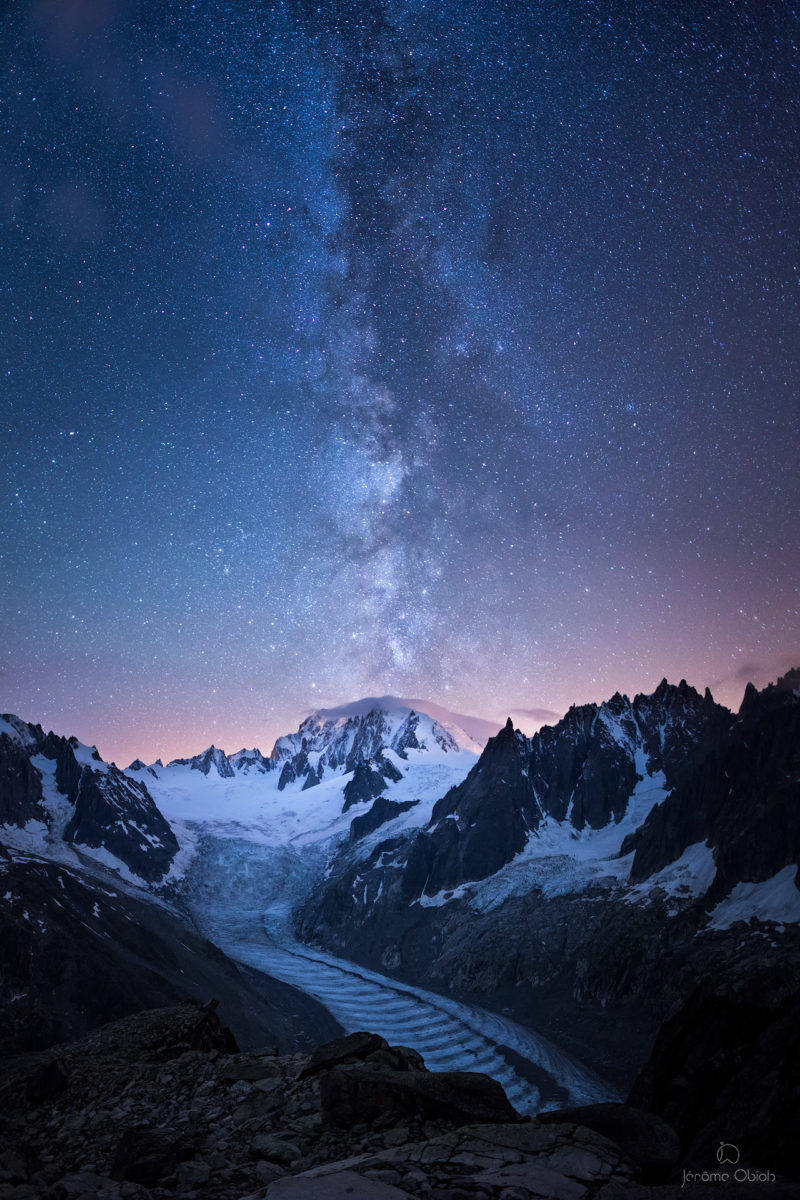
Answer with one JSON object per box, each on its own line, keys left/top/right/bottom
{"left": 2, "top": 1, "right": 799, "bottom": 766}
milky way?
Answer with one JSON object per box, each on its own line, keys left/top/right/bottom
{"left": 2, "top": 1, "right": 799, "bottom": 764}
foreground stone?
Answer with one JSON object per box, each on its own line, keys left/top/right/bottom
{"left": 267, "top": 1170, "right": 412, "bottom": 1197}
{"left": 274, "top": 1121, "right": 637, "bottom": 1199}
{"left": 320, "top": 1065, "right": 519, "bottom": 1128}
{"left": 2, "top": 1006, "right": 796, "bottom": 1199}
{"left": 538, "top": 1103, "right": 680, "bottom": 1183}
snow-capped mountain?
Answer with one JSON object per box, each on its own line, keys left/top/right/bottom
{"left": 162, "top": 745, "right": 277, "bottom": 779}
{"left": 399, "top": 678, "right": 732, "bottom": 902}
{"left": 296, "top": 673, "right": 800, "bottom": 1052}
{"left": 2, "top": 676, "right": 798, "bottom": 1095}
{"left": 271, "top": 697, "right": 478, "bottom": 794}
{"left": 125, "top": 697, "right": 484, "bottom": 851}
{"left": 298, "top": 678, "right": 739, "bottom": 941}
{"left": 0, "top": 714, "right": 178, "bottom": 883}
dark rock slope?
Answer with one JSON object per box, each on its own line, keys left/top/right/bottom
{"left": 297, "top": 673, "right": 800, "bottom": 1090}
{"left": 629, "top": 980, "right": 800, "bottom": 1181}
{"left": 624, "top": 667, "right": 800, "bottom": 898}
{"left": 1, "top": 1007, "right": 796, "bottom": 1199}
{"left": 0, "top": 845, "right": 340, "bottom": 1056}
{"left": 0, "top": 716, "right": 178, "bottom": 882}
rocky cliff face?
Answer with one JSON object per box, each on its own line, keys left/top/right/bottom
{"left": 296, "top": 674, "right": 800, "bottom": 1082}
{"left": 624, "top": 668, "right": 800, "bottom": 899}
{"left": 0, "top": 716, "right": 178, "bottom": 883}
{"left": 0, "top": 732, "right": 50, "bottom": 828}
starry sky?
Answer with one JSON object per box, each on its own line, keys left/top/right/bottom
{"left": 2, "top": 0, "right": 799, "bottom": 766}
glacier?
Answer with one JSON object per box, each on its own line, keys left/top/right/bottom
{"left": 182, "top": 829, "right": 615, "bottom": 1115}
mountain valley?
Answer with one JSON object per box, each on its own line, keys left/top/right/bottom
{"left": 1, "top": 678, "right": 799, "bottom": 1196}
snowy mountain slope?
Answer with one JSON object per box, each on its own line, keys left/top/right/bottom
{"left": 294, "top": 674, "right": 800, "bottom": 1079}
{"left": 0, "top": 716, "right": 178, "bottom": 884}
{"left": 350, "top": 679, "right": 733, "bottom": 910}
{"left": 125, "top": 697, "right": 482, "bottom": 855}
{"left": 131, "top": 734, "right": 478, "bottom": 854}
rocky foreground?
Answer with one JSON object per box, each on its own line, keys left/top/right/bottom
{"left": 0, "top": 999, "right": 797, "bottom": 1200}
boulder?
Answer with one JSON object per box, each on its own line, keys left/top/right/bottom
{"left": 25, "top": 1058, "right": 69, "bottom": 1103}
{"left": 319, "top": 1065, "right": 518, "bottom": 1128}
{"left": 110, "top": 1127, "right": 195, "bottom": 1187}
{"left": 220, "top": 1055, "right": 281, "bottom": 1082}
{"left": 267, "top": 1170, "right": 412, "bottom": 1198}
{"left": 189, "top": 997, "right": 239, "bottom": 1053}
{"left": 249, "top": 1134, "right": 301, "bottom": 1165}
{"left": 538, "top": 1102, "right": 680, "bottom": 1182}
{"left": 299, "top": 1031, "right": 390, "bottom": 1079}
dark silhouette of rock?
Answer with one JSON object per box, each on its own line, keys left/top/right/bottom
{"left": 278, "top": 750, "right": 311, "bottom": 790}
{"left": 349, "top": 795, "right": 418, "bottom": 842}
{"left": 538, "top": 1101, "right": 680, "bottom": 1182}
{"left": 626, "top": 668, "right": 800, "bottom": 893}
{"left": 111, "top": 1127, "right": 195, "bottom": 1187}
{"left": 0, "top": 733, "right": 49, "bottom": 827}
{"left": 628, "top": 980, "right": 800, "bottom": 1180}
{"left": 343, "top": 757, "right": 403, "bottom": 812}
{"left": 25, "top": 1058, "right": 69, "bottom": 1103}
{"left": 188, "top": 997, "right": 239, "bottom": 1053}
{"left": 299, "top": 1030, "right": 390, "bottom": 1079}
{"left": 319, "top": 1064, "right": 519, "bottom": 1128}
{"left": 301, "top": 763, "right": 322, "bottom": 790}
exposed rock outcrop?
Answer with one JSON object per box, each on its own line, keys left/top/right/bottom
{"left": 350, "top": 796, "right": 418, "bottom": 842}
{"left": 628, "top": 980, "right": 800, "bottom": 1180}
{"left": 1, "top": 716, "right": 179, "bottom": 882}
{"left": 2, "top": 1002, "right": 797, "bottom": 1199}
{"left": 342, "top": 756, "right": 404, "bottom": 813}
{"left": 625, "top": 668, "right": 800, "bottom": 896}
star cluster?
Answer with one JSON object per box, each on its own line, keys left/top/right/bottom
{"left": 1, "top": 1, "right": 798, "bottom": 764}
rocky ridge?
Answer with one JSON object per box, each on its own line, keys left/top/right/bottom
{"left": 623, "top": 667, "right": 800, "bottom": 898}
{"left": 162, "top": 748, "right": 276, "bottom": 780}
{"left": 401, "top": 679, "right": 731, "bottom": 902}
{"left": 296, "top": 673, "right": 800, "bottom": 1086}
{"left": 0, "top": 717, "right": 177, "bottom": 883}
{"left": 1, "top": 1002, "right": 796, "bottom": 1200}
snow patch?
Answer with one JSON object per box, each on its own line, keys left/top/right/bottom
{"left": 625, "top": 841, "right": 717, "bottom": 907}
{"left": 0, "top": 715, "right": 39, "bottom": 749}
{"left": 422, "top": 768, "right": 670, "bottom": 911}
{"left": 706, "top": 866, "right": 800, "bottom": 930}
